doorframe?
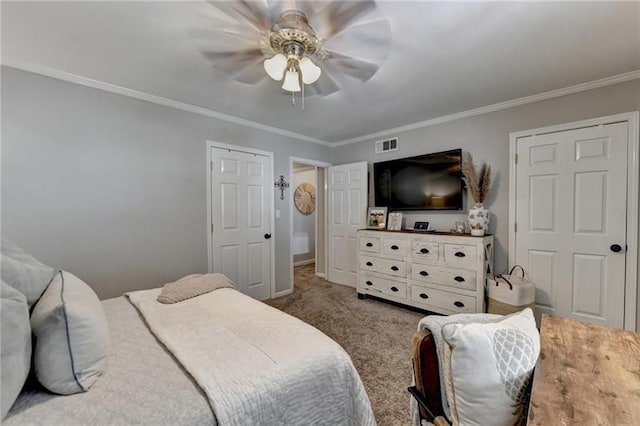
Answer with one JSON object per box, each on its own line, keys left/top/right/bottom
{"left": 289, "top": 157, "right": 332, "bottom": 296}
{"left": 206, "top": 140, "right": 276, "bottom": 299}
{"left": 508, "top": 111, "right": 640, "bottom": 331}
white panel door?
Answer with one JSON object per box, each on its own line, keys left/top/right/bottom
{"left": 514, "top": 122, "right": 628, "bottom": 328}
{"left": 328, "top": 162, "right": 368, "bottom": 286}
{"left": 211, "top": 147, "right": 272, "bottom": 300}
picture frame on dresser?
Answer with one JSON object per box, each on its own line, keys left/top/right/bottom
{"left": 413, "top": 221, "right": 429, "bottom": 231}
{"left": 387, "top": 212, "right": 403, "bottom": 231}
{"left": 367, "top": 207, "right": 388, "bottom": 229}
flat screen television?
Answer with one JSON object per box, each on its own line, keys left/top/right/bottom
{"left": 374, "top": 149, "right": 463, "bottom": 210}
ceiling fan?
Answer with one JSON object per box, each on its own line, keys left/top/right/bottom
{"left": 190, "top": 0, "right": 391, "bottom": 103}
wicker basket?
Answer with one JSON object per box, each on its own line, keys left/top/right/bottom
{"left": 487, "top": 298, "right": 535, "bottom": 315}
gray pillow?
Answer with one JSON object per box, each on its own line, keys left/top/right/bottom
{"left": 1, "top": 237, "right": 55, "bottom": 308}
{"left": 31, "top": 271, "right": 109, "bottom": 395}
{"left": 1, "top": 281, "right": 32, "bottom": 419}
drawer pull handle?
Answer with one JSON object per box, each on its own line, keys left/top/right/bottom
{"left": 390, "top": 245, "right": 399, "bottom": 250}
{"left": 454, "top": 251, "right": 466, "bottom": 257}
{"left": 454, "top": 276, "right": 465, "bottom": 282}
{"left": 366, "top": 242, "right": 373, "bottom": 247}
{"left": 420, "top": 248, "right": 430, "bottom": 254}
{"left": 419, "top": 271, "right": 429, "bottom": 276}
{"left": 366, "top": 262, "right": 373, "bottom": 267}
{"left": 390, "top": 286, "right": 399, "bottom": 292}
{"left": 419, "top": 293, "right": 429, "bottom": 299}
{"left": 390, "top": 266, "right": 399, "bottom": 271}
{"left": 454, "top": 301, "right": 465, "bottom": 308}
{"left": 365, "top": 281, "right": 373, "bottom": 286}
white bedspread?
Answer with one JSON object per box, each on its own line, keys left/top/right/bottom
{"left": 127, "top": 288, "right": 375, "bottom": 426}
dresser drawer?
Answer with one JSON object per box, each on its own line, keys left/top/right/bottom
{"left": 360, "top": 255, "right": 407, "bottom": 278}
{"left": 359, "top": 275, "right": 407, "bottom": 299}
{"left": 411, "top": 241, "right": 439, "bottom": 261}
{"left": 381, "top": 238, "right": 409, "bottom": 256}
{"left": 360, "top": 236, "right": 380, "bottom": 253}
{"left": 410, "top": 285, "right": 476, "bottom": 313}
{"left": 444, "top": 244, "right": 477, "bottom": 269}
{"left": 410, "top": 264, "right": 476, "bottom": 291}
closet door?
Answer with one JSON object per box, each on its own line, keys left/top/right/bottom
{"left": 513, "top": 122, "right": 628, "bottom": 328}
{"left": 210, "top": 146, "right": 273, "bottom": 300}
{"left": 328, "top": 162, "right": 368, "bottom": 286}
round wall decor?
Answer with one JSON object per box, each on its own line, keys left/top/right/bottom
{"left": 294, "top": 183, "right": 316, "bottom": 215}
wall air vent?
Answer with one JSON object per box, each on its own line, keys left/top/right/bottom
{"left": 375, "top": 137, "right": 398, "bottom": 154}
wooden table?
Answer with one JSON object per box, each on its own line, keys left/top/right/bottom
{"left": 528, "top": 315, "right": 640, "bottom": 425}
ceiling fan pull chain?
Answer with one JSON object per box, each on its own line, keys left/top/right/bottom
{"left": 302, "top": 76, "right": 305, "bottom": 110}
{"left": 291, "top": 91, "right": 295, "bottom": 107}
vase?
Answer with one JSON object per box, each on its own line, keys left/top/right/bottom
{"left": 468, "top": 203, "right": 490, "bottom": 236}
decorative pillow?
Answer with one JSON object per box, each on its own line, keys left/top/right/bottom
{"left": 0, "top": 281, "right": 32, "bottom": 419}
{"left": 1, "top": 237, "right": 55, "bottom": 308}
{"left": 30, "top": 271, "right": 109, "bottom": 395}
{"left": 157, "top": 273, "right": 235, "bottom": 304}
{"left": 442, "top": 308, "right": 539, "bottom": 426}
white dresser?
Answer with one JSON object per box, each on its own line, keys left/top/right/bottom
{"left": 357, "top": 230, "right": 494, "bottom": 314}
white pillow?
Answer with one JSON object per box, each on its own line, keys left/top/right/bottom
{"left": 442, "top": 309, "right": 539, "bottom": 426}
{"left": 31, "top": 271, "right": 109, "bottom": 395}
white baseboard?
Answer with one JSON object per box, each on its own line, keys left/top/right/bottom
{"left": 294, "top": 259, "right": 316, "bottom": 267}
{"left": 315, "top": 272, "right": 326, "bottom": 278}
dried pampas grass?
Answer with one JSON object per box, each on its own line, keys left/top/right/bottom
{"left": 462, "top": 153, "right": 492, "bottom": 204}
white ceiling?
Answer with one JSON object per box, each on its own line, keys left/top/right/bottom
{"left": 2, "top": 1, "right": 639, "bottom": 143}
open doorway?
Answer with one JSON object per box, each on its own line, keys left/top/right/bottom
{"left": 290, "top": 157, "right": 330, "bottom": 290}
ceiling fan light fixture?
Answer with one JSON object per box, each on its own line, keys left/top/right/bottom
{"left": 282, "top": 70, "right": 301, "bottom": 92}
{"left": 264, "top": 53, "right": 287, "bottom": 81}
{"left": 299, "top": 57, "right": 321, "bottom": 84}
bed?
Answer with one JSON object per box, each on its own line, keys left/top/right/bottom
{"left": 5, "top": 288, "right": 375, "bottom": 425}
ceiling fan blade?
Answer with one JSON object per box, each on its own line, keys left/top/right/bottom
{"left": 322, "top": 19, "right": 391, "bottom": 61}
{"left": 188, "top": 27, "right": 263, "bottom": 49}
{"left": 206, "top": 0, "right": 273, "bottom": 32}
{"left": 314, "top": 0, "right": 377, "bottom": 39}
{"left": 321, "top": 50, "right": 380, "bottom": 82}
{"left": 232, "top": 65, "right": 269, "bottom": 85}
{"left": 305, "top": 70, "right": 341, "bottom": 97}
{"left": 202, "top": 48, "right": 267, "bottom": 84}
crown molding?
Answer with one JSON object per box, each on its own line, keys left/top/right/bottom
{"left": 4, "top": 59, "right": 639, "bottom": 148}
{"left": 332, "top": 69, "right": 640, "bottom": 146}
{"left": 1, "top": 59, "right": 333, "bottom": 147}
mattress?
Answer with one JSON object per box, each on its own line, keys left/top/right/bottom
{"left": 4, "top": 297, "right": 215, "bottom": 426}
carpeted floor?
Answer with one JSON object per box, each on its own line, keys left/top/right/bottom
{"left": 265, "top": 264, "right": 426, "bottom": 426}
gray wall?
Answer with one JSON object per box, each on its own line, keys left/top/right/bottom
{"left": 1, "top": 66, "right": 333, "bottom": 299}
{"left": 4, "top": 64, "right": 640, "bottom": 326}
{"left": 292, "top": 167, "right": 316, "bottom": 264}
{"left": 334, "top": 79, "right": 640, "bottom": 328}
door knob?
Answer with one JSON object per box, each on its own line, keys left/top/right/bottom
{"left": 264, "top": 233, "right": 271, "bottom": 239}
{"left": 610, "top": 244, "right": 623, "bottom": 253}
